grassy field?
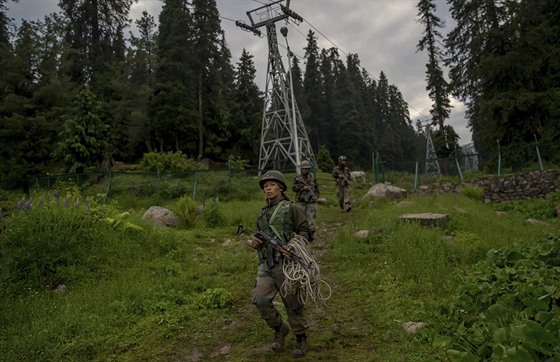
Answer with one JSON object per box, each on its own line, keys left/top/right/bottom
{"left": 1, "top": 171, "right": 559, "bottom": 361}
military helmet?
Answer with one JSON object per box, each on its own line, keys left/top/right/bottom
{"left": 338, "top": 155, "right": 347, "bottom": 162}
{"left": 299, "top": 160, "right": 311, "bottom": 169}
{"left": 259, "top": 170, "right": 287, "bottom": 191}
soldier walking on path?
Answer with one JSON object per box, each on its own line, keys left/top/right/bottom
{"left": 292, "top": 160, "right": 319, "bottom": 241}
{"left": 249, "top": 170, "right": 312, "bottom": 358}
{"left": 332, "top": 155, "right": 352, "bottom": 212}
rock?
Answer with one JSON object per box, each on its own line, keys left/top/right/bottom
{"left": 355, "top": 230, "right": 369, "bottom": 238}
{"left": 403, "top": 321, "right": 427, "bottom": 333}
{"left": 141, "top": 206, "right": 179, "bottom": 228}
{"left": 400, "top": 213, "right": 449, "bottom": 227}
{"left": 365, "top": 183, "right": 407, "bottom": 200}
{"left": 316, "top": 197, "right": 332, "bottom": 206}
{"left": 395, "top": 201, "right": 417, "bottom": 208}
{"left": 526, "top": 218, "right": 548, "bottom": 225}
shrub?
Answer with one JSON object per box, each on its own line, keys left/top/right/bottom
{"left": 459, "top": 185, "right": 484, "bottom": 201}
{"left": 174, "top": 195, "right": 199, "bottom": 228}
{"left": 141, "top": 152, "right": 203, "bottom": 172}
{"left": 203, "top": 202, "right": 226, "bottom": 228}
{"left": 0, "top": 194, "right": 117, "bottom": 291}
{"left": 227, "top": 155, "right": 250, "bottom": 169}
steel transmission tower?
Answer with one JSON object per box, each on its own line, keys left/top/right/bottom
{"left": 241, "top": 0, "right": 316, "bottom": 173}
{"left": 424, "top": 125, "right": 441, "bottom": 176}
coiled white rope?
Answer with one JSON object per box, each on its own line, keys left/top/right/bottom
{"left": 281, "top": 235, "right": 332, "bottom": 307}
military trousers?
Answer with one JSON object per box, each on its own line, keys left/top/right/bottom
{"left": 336, "top": 185, "right": 351, "bottom": 210}
{"left": 296, "top": 202, "right": 317, "bottom": 237}
{"left": 252, "top": 262, "right": 308, "bottom": 335}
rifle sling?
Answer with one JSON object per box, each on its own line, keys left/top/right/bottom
{"left": 265, "top": 200, "right": 288, "bottom": 268}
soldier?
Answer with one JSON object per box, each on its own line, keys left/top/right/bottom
{"left": 249, "top": 170, "right": 311, "bottom": 358}
{"left": 292, "top": 160, "right": 319, "bottom": 240}
{"left": 332, "top": 155, "right": 352, "bottom": 212}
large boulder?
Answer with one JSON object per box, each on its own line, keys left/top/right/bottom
{"left": 365, "top": 183, "right": 407, "bottom": 200}
{"left": 142, "top": 206, "right": 179, "bottom": 228}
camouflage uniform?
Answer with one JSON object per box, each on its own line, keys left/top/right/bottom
{"left": 252, "top": 195, "right": 311, "bottom": 337}
{"left": 292, "top": 171, "right": 319, "bottom": 239}
{"left": 332, "top": 159, "right": 352, "bottom": 211}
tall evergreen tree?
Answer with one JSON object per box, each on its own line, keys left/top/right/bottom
{"left": 191, "top": 0, "right": 232, "bottom": 159}
{"left": 59, "top": 0, "right": 135, "bottom": 86}
{"left": 446, "top": 0, "right": 560, "bottom": 159}
{"left": 54, "top": 87, "right": 109, "bottom": 173}
{"left": 230, "top": 49, "right": 262, "bottom": 163}
{"left": 302, "top": 30, "right": 325, "bottom": 151}
{"left": 319, "top": 48, "right": 338, "bottom": 157}
{"left": 125, "top": 10, "right": 157, "bottom": 157}
{"left": 416, "top": 0, "right": 452, "bottom": 134}
{"left": 150, "top": 0, "right": 197, "bottom": 154}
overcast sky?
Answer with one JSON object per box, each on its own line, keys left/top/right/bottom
{"left": 7, "top": 0, "right": 471, "bottom": 144}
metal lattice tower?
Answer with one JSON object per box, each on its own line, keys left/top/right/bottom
{"left": 241, "top": 0, "right": 316, "bottom": 173}
{"left": 461, "top": 143, "right": 478, "bottom": 172}
{"left": 425, "top": 125, "right": 441, "bottom": 176}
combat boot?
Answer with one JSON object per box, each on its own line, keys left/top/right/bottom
{"left": 292, "top": 334, "right": 307, "bottom": 358}
{"left": 271, "top": 322, "right": 289, "bottom": 351}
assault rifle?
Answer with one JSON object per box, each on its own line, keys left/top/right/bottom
{"left": 237, "top": 224, "right": 312, "bottom": 269}
{"left": 337, "top": 169, "right": 351, "bottom": 186}
{"left": 297, "top": 176, "right": 317, "bottom": 202}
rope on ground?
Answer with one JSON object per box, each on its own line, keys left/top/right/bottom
{"left": 281, "top": 235, "right": 332, "bottom": 307}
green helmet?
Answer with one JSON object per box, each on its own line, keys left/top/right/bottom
{"left": 338, "top": 155, "right": 347, "bottom": 163}
{"left": 259, "top": 170, "right": 287, "bottom": 191}
{"left": 299, "top": 160, "right": 311, "bottom": 169}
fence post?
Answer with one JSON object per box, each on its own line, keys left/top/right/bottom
{"left": 371, "top": 152, "right": 376, "bottom": 184}
{"left": 104, "top": 165, "right": 112, "bottom": 204}
{"left": 497, "top": 139, "right": 502, "bottom": 176}
{"left": 192, "top": 171, "right": 198, "bottom": 201}
{"left": 156, "top": 166, "right": 161, "bottom": 198}
{"left": 228, "top": 168, "right": 232, "bottom": 194}
{"left": 414, "top": 160, "right": 419, "bottom": 189}
{"left": 534, "top": 134, "right": 544, "bottom": 171}
{"left": 454, "top": 144, "right": 464, "bottom": 181}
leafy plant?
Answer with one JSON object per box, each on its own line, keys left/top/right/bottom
{"left": 227, "top": 155, "right": 249, "bottom": 169}
{"left": 433, "top": 234, "right": 560, "bottom": 360}
{"left": 195, "top": 288, "right": 232, "bottom": 310}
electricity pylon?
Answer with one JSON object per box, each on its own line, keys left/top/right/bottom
{"left": 425, "top": 125, "right": 441, "bottom": 176}
{"left": 239, "top": 0, "right": 316, "bottom": 173}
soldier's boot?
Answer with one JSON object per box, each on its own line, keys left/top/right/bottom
{"left": 271, "top": 322, "right": 290, "bottom": 351}
{"left": 292, "top": 334, "right": 307, "bottom": 358}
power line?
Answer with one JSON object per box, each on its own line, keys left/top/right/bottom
{"left": 229, "top": 1, "right": 432, "bottom": 121}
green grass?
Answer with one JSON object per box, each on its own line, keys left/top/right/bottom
{"left": 1, "top": 171, "right": 559, "bottom": 361}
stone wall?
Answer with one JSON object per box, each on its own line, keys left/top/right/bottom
{"left": 413, "top": 170, "right": 560, "bottom": 203}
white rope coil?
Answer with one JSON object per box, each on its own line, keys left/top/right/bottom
{"left": 281, "top": 235, "right": 332, "bottom": 307}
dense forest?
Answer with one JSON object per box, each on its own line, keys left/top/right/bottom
{"left": 1, "top": 0, "right": 559, "bottom": 188}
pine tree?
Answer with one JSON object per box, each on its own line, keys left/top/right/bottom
{"left": 150, "top": 0, "right": 197, "bottom": 154}
{"left": 191, "top": 0, "right": 233, "bottom": 159}
{"left": 302, "top": 30, "right": 325, "bottom": 151}
{"left": 230, "top": 49, "right": 263, "bottom": 163}
{"left": 416, "top": 0, "right": 452, "bottom": 135}
{"left": 59, "top": 0, "right": 135, "bottom": 86}
{"left": 54, "top": 87, "right": 109, "bottom": 173}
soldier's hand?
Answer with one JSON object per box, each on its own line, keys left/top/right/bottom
{"left": 279, "top": 245, "right": 293, "bottom": 259}
{"left": 249, "top": 235, "right": 263, "bottom": 249}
